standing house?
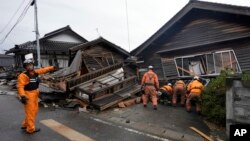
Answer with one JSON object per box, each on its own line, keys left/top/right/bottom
{"left": 5, "top": 25, "right": 87, "bottom": 68}
{"left": 0, "top": 54, "right": 14, "bottom": 68}
{"left": 0, "top": 54, "right": 14, "bottom": 72}
{"left": 131, "top": 1, "right": 250, "bottom": 81}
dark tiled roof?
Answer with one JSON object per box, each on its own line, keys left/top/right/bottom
{"left": 70, "top": 37, "right": 130, "bottom": 57}
{"left": 42, "top": 25, "right": 87, "bottom": 42}
{"left": 0, "top": 54, "right": 14, "bottom": 58}
{"left": 6, "top": 40, "right": 80, "bottom": 54}
{"left": 131, "top": 0, "right": 250, "bottom": 56}
{"left": 6, "top": 25, "right": 87, "bottom": 54}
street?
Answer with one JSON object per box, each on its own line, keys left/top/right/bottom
{"left": 0, "top": 86, "right": 170, "bottom": 141}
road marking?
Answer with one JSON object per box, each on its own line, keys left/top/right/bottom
{"left": 91, "top": 117, "right": 170, "bottom": 141}
{"left": 40, "top": 119, "right": 95, "bottom": 141}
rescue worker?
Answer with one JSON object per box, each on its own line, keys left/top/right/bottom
{"left": 186, "top": 76, "right": 204, "bottom": 114}
{"left": 141, "top": 65, "right": 159, "bottom": 110}
{"left": 172, "top": 79, "right": 186, "bottom": 107}
{"left": 159, "top": 83, "right": 173, "bottom": 105}
{"left": 17, "top": 59, "right": 56, "bottom": 134}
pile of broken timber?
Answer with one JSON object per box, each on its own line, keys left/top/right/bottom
{"left": 69, "top": 63, "right": 141, "bottom": 111}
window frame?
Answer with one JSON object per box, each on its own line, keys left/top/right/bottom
{"left": 173, "top": 49, "right": 241, "bottom": 77}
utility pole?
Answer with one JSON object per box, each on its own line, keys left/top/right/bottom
{"left": 34, "top": 0, "right": 41, "bottom": 68}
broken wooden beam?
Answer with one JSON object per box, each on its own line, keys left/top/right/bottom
{"left": 190, "top": 126, "right": 214, "bottom": 141}
{"left": 67, "top": 62, "right": 123, "bottom": 91}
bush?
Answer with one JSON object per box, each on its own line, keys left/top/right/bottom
{"left": 241, "top": 71, "right": 250, "bottom": 88}
{"left": 242, "top": 71, "right": 250, "bottom": 81}
{"left": 202, "top": 71, "right": 227, "bottom": 126}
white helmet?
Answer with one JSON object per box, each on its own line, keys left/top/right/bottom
{"left": 148, "top": 65, "right": 153, "bottom": 69}
{"left": 23, "top": 59, "right": 34, "bottom": 64}
{"left": 167, "top": 83, "right": 172, "bottom": 86}
{"left": 23, "top": 59, "right": 34, "bottom": 68}
{"left": 193, "top": 76, "right": 199, "bottom": 80}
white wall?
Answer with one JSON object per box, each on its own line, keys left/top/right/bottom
{"left": 41, "top": 55, "right": 69, "bottom": 68}
{"left": 48, "top": 33, "right": 83, "bottom": 43}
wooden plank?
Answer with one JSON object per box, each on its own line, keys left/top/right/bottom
{"left": 190, "top": 127, "right": 214, "bottom": 141}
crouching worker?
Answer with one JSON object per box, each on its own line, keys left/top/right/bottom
{"left": 17, "top": 59, "right": 57, "bottom": 134}
{"left": 159, "top": 83, "right": 173, "bottom": 105}
{"left": 141, "top": 65, "right": 159, "bottom": 110}
{"left": 172, "top": 79, "right": 186, "bottom": 107}
{"left": 186, "top": 76, "right": 204, "bottom": 114}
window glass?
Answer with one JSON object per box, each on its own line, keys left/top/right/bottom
{"left": 169, "top": 50, "right": 241, "bottom": 77}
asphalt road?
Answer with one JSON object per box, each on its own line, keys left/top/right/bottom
{"left": 0, "top": 87, "right": 170, "bottom": 141}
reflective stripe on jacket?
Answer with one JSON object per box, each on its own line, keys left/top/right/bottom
{"left": 141, "top": 70, "right": 159, "bottom": 89}
{"left": 17, "top": 66, "right": 55, "bottom": 96}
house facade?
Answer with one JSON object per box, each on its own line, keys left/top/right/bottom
{"left": 131, "top": 1, "right": 250, "bottom": 81}
{"left": 0, "top": 54, "right": 14, "bottom": 71}
{"left": 6, "top": 25, "right": 87, "bottom": 68}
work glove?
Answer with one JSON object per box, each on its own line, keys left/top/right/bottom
{"left": 20, "top": 96, "right": 28, "bottom": 105}
{"left": 157, "top": 91, "right": 162, "bottom": 96}
{"left": 53, "top": 65, "right": 59, "bottom": 71}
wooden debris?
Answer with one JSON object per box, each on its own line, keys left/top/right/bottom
{"left": 190, "top": 126, "right": 214, "bottom": 141}
{"left": 118, "top": 102, "right": 126, "bottom": 108}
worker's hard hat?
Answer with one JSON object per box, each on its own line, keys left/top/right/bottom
{"left": 23, "top": 59, "right": 34, "bottom": 68}
{"left": 193, "top": 76, "right": 199, "bottom": 80}
{"left": 167, "top": 83, "right": 172, "bottom": 86}
{"left": 148, "top": 65, "right": 153, "bottom": 69}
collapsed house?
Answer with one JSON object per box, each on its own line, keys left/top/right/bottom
{"left": 42, "top": 37, "right": 140, "bottom": 110}
{"left": 131, "top": 1, "right": 250, "bottom": 81}
{"left": 5, "top": 25, "right": 87, "bottom": 68}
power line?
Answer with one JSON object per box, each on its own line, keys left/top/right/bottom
{"left": 0, "top": 0, "right": 26, "bottom": 34}
{"left": 0, "top": 0, "right": 33, "bottom": 44}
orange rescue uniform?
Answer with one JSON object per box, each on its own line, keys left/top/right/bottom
{"left": 159, "top": 85, "right": 173, "bottom": 103}
{"left": 186, "top": 80, "right": 204, "bottom": 112}
{"left": 141, "top": 70, "right": 159, "bottom": 107}
{"left": 17, "top": 66, "right": 55, "bottom": 133}
{"left": 172, "top": 80, "right": 186, "bottom": 106}
{"left": 160, "top": 85, "right": 173, "bottom": 95}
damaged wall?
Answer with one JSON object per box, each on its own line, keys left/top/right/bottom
{"left": 132, "top": 2, "right": 250, "bottom": 80}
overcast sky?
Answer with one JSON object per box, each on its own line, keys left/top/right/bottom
{"left": 0, "top": 0, "right": 250, "bottom": 54}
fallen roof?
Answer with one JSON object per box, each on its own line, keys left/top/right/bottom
{"left": 69, "top": 37, "right": 130, "bottom": 57}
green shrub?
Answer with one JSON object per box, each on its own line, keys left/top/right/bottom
{"left": 242, "top": 71, "right": 250, "bottom": 81}
{"left": 202, "top": 71, "right": 227, "bottom": 126}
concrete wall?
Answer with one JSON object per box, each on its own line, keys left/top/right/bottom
{"left": 226, "top": 77, "right": 250, "bottom": 137}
